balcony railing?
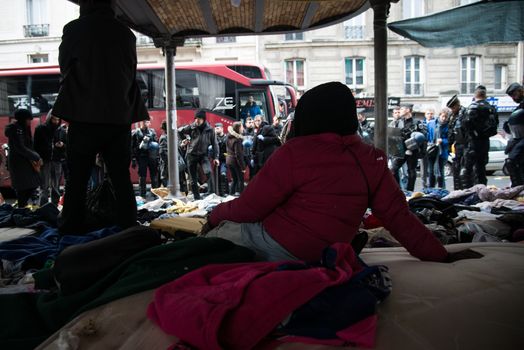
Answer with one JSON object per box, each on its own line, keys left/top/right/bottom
{"left": 23, "top": 24, "right": 49, "bottom": 38}
{"left": 344, "top": 25, "right": 364, "bottom": 40}
{"left": 184, "top": 38, "right": 202, "bottom": 47}
{"left": 216, "top": 36, "right": 236, "bottom": 43}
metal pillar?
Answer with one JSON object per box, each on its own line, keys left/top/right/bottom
{"left": 164, "top": 46, "right": 183, "bottom": 198}
{"left": 370, "top": 0, "right": 394, "bottom": 153}
{"left": 518, "top": 41, "right": 524, "bottom": 84}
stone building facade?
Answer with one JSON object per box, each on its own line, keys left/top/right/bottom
{"left": 0, "top": 0, "right": 521, "bottom": 116}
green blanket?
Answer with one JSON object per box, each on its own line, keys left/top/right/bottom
{"left": 0, "top": 237, "right": 254, "bottom": 349}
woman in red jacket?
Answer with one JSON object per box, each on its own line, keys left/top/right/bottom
{"left": 205, "top": 82, "right": 480, "bottom": 263}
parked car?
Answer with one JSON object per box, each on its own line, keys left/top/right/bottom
{"left": 445, "top": 136, "right": 508, "bottom": 176}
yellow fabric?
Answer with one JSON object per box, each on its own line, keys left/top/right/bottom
{"left": 150, "top": 217, "right": 206, "bottom": 235}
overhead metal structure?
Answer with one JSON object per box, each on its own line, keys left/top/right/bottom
{"left": 67, "top": 0, "right": 397, "bottom": 196}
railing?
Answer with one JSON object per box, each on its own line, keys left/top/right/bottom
{"left": 23, "top": 24, "right": 49, "bottom": 38}
{"left": 216, "top": 36, "right": 236, "bottom": 43}
{"left": 344, "top": 25, "right": 364, "bottom": 40}
{"left": 184, "top": 38, "right": 202, "bottom": 46}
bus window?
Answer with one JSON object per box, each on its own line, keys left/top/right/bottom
{"left": 238, "top": 91, "right": 268, "bottom": 122}
{"left": 0, "top": 76, "right": 28, "bottom": 115}
{"left": 0, "top": 75, "right": 60, "bottom": 116}
{"left": 29, "top": 75, "right": 60, "bottom": 114}
{"left": 136, "top": 71, "right": 149, "bottom": 107}
{"left": 148, "top": 69, "right": 237, "bottom": 120}
{"left": 227, "top": 65, "right": 264, "bottom": 79}
{"left": 151, "top": 69, "right": 165, "bottom": 109}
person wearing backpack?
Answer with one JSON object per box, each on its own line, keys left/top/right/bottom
{"left": 447, "top": 95, "right": 469, "bottom": 190}
{"left": 461, "top": 85, "right": 499, "bottom": 188}
{"left": 504, "top": 83, "right": 524, "bottom": 186}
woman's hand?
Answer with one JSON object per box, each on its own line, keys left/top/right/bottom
{"left": 445, "top": 249, "right": 483, "bottom": 263}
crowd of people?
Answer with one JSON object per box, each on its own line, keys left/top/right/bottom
{"left": 356, "top": 83, "right": 524, "bottom": 191}
{"left": 4, "top": 82, "right": 524, "bottom": 210}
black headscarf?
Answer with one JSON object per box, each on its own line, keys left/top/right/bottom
{"left": 291, "top": 82, "right": 358, "bottom": 138}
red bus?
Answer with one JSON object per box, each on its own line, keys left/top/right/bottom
{"left": 0, "top": 62, "right": 297, "bottom": 188}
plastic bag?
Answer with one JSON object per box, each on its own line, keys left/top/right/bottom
{"left": 85, "top": 178, "right": 116, "bottom": 227}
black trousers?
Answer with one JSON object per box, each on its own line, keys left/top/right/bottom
{"left": 390, "top": 154, "right": 418, "bottom": 191}
{"left": 186, "top": 154, "right": 212, "bottom": 200}
{"left": 58, "top": 122, "right": 136, "bottom": 233}
{"left": 16, "top": 188, "right": 36, "bottom": 208}
{"left": 461, "top": 138, "right": 489, "bottom": 188}
{"left": 228, "top": 163, "right": 244, "bottom": 194}
{"left": 452, "top": 144, "right": 466, "bottom": 190}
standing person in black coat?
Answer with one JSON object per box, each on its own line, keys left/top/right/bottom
{"left": 226, "top": 122, "right": 246, "bottom": 195}
{"left": 178, "top": 110, "right": 219, "bottom": 200}
{"left": 251, "top": 115, "right": 281, "bottom": 176}
{"left": 4, "top": 109, "right": 42, "bottom": 207}
{"left": 461, "top": 85, "right": 499, "bottom": 188}
{"left": 52, "top": 0, "right": 149, "bottom": 233}
{"left": 34, "top": 111, "right": 62, "bottom": 206}
{"left": 389, "top": 105, "right": 427, "bottom": 191}
{"left": 243, "top": 117, "right": 256, "bottom": 180}
{"left": 132, "top": 120, "right": 158, "bottom": 197}
{"left": 214, "top": 123, "right": 228, "bottom": 196}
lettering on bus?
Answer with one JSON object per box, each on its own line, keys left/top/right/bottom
{"left": 213, "top": 97, "right": 236, "bottom": 110}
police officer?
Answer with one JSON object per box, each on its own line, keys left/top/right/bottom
{"left": 504, "top": 83, "right": 524, "bottom": 186}
{"left": 390, "top": 104, "right": 427, "bottom": 191}
{"left": 506, "top": 82, "right": 524, "bottom": 109}
{"left": 132, "top": 120, "right": 159, "bottom": 197}
{"left": 446, "top": 95, "right": 469, "bottom": 190}
{"left": 461, "top": 85, "right": 499, "bottom": 188}
{"left": 178, "top": 110, "right": 219, "bottom": 200}
{"left": 214, "top": 122, "right": 228, "bottom": 196}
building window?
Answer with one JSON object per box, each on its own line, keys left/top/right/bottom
{"left": 402, "top": 0, "right": 424, "bottom": 19}
{"left": 343, "top": 13, "right": 365, "bottom": 40}
{"left": 345, "top": 58, "right": 364, "bottom": 89}
{"left": 285, "top": 59, "right": 305, "bottom": 89}
{"left": 284, "top": 33, "right": 304, "bottom": 41}
{"left": 461, "top": 56, "right": 480, "bottom": 94}
{"left": 28, "top": 54, "right": 49, "bottom": 63}
{"left": 25, "top": 0, "right": 49, "bottom": 37}
{"left": 216, "top": 36, "right": 236, "bottom": 43}
{"left": 404, "top": 56, "right": 423, "bottom": 96}
{"left": 494, "top": 64, "right": 507, "bottom": 91}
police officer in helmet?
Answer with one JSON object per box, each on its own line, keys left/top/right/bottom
{"left": 504, "top": 83, "right": 524, "bottom": 186}
{"left": 446, "top": 95, "right": 469, "bottom": 190}
{"left": 461, "top": 85, "right": 499, "bottom": 188}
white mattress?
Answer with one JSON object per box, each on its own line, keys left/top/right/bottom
{"left": 37, "top": 243, "right": 524, "bottom": 350}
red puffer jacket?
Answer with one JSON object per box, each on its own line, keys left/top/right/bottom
{"left": 209, "top": 133, "right": 448, "bottom": 262}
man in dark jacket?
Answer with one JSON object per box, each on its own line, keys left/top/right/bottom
{"left": 252, "top": 115, "right": 281, "bottom": 176}
{"left": 34, "top": 112, "right": 63, "bottom": 206}
{"left": 4, "top": 109, "right": 42, "bottom": 207}
{"left": 461, "top": 85, "right": 499, "bottom": 188}
{"left": 446, "top": 95, "right": 469, "bottom": 190}
{"left": 243, "top": 117, "right": 256, "bottom": 180}
{"left": 504, "top": 83, "right": 524, "bottom": 186}
{"left": 389, "top": 105, "right": 427, "bottom": 191}
{"left": 214, "top": 123, "right": 228, "bottom": 196}
{"left": 132, "top": 120, "right": 158, "bottom": 197}
{"left": 52, "top": 0, "right": 149, "bottom": 233}
{"left": 178, "top": 110, "right": 219, "bottom": 200}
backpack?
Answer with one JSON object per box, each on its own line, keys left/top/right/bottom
{"left": 466, "top": 101, "right": 499, "bottom": 139}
